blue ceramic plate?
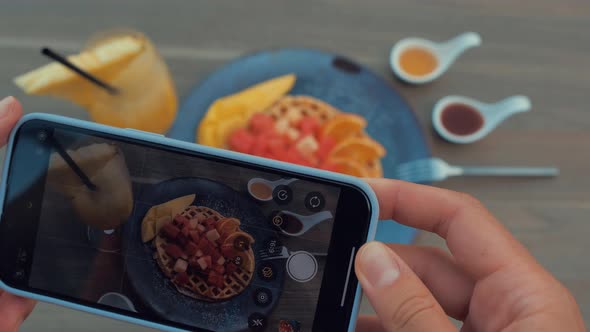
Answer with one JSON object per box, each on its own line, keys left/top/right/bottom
{"left": 124, "top": 177, "right": 283, "bottom": 331}
{"left": 168, "top": 48, "right": 430, "bottom": 244}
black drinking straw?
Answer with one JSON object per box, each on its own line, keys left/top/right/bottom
{"left": 41, "top": 47, "right": 119, "bottom": 95}
{"left": 50, "top": 137, "right": 98, "bottom": 191}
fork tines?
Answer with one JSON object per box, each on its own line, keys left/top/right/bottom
{"left": 258, "top": 250, "right": 276, "bottom": 259}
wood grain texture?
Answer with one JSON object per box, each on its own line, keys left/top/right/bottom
{"left": 1, "top": 0, "right": 588, "bottom": 330}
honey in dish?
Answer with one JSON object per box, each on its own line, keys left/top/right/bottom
{"left": 399, "top": 47, "right": 438, "bottom": 77}
{"left": 250, "top": 182, "right": 272, "bottom": 200}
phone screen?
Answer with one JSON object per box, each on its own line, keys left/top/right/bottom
{"left": 0, "top": 120, "right": 372, "bottom": 332}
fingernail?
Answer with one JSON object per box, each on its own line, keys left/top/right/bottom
{"left": 0, "top": 96, "right": 15, "bottom": 118}
{"left": 358, "top": 242, "right": 400, "bottom": 289}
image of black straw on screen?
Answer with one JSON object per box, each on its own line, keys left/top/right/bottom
{"left": 49, "top": 136, "right": 98, "bottom": 191}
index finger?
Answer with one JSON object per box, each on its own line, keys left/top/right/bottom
{"left": 366, "top": 179, "right": 534, "bottom": 279}
{"left": 0, "top": 96, "right": 24, "bottom": 146}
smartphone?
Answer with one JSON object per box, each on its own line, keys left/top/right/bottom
{"left": 0, "top": 114, "right": 378, "bottom": 332}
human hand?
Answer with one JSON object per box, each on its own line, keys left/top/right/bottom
{"left": 0, "top": 96, "right": 36, "bottom": 332}
{"left": 355, "top": 179, "right": 585, "bottom": 332}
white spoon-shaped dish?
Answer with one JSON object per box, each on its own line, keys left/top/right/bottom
{"left": 390, "top": 32, "right": 482, "bottom": 84}
{"left": 432, "top": 95, "right": 532, "bottom": 144}
{"left": 247, "top": 177, "right": 297, "bottom": 201}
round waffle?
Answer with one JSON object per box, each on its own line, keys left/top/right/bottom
{"left": 182, "top": 205, "right": 223, "bottom": 222}
{"left": 153, "top": 206, "right": 255, "bottom": 302}
{"left": 266, "top": 95, "right": 338, "bottom": 124}
{"left": 267, "top": 95, "right": 385, "bottom": 177}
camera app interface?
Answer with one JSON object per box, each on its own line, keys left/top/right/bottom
{"left": 28, "top": 129, "right": 342, "bottom": 332}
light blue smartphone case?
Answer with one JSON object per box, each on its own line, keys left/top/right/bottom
{"left": 0, "top": 113, "right": 379, "bottom": 332}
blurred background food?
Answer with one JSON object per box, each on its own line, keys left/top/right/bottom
{"left": 14, "top": 31, "right": 177, "bottom": 134}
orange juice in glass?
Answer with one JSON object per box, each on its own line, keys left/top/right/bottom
{"left": 14, "top": 29, "right": 177, "bottom": 134}
{"left": 47, "top": 142, "right": 134, "bottom": 231}
{"left": 85, "top": 30, "right": 177, "bottom": 133}
{"left": 47, "top": 141, "right": 134, "bottom": 252}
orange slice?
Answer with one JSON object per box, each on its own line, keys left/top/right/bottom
{"left": 328, "top": 137, "right": 386, "bottom": 163}
{"left": 329, "top": 158, "right": 369, "bottom": 177}
{"left": 216, "top": 218, "right": 241, "bottom": 236}
{"left": 320, "top": 113, "right": 367, "bottom": 142}
{"left": 224, "top": 232, "right": 255, "bottom": 248}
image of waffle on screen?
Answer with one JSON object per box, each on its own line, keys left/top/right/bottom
{"left": 28, "top": 128, "right": 341, "bottom": 331}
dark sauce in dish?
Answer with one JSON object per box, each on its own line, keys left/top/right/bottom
{"left": 441, "top": 103, "right": 484, "bottom": 136}
{"left": 274, "top": 212, "right": 303, "bottom": 234}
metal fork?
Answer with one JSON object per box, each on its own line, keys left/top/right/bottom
{"left": 258, "top": 246, "right": 326, "bottom": 260}
{"left": 394, "top": 157, "right": 559, "bottom": 183}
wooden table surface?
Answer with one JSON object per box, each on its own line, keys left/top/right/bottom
{"left": 1, "top": 0, "right": 588, "bottom": 330}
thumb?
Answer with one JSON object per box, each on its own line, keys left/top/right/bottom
{"left": 355, "top": 242, "right": 456, "bottom": 332}
{"left": 0, "top": 290, "right": 36, "bottom": 331}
